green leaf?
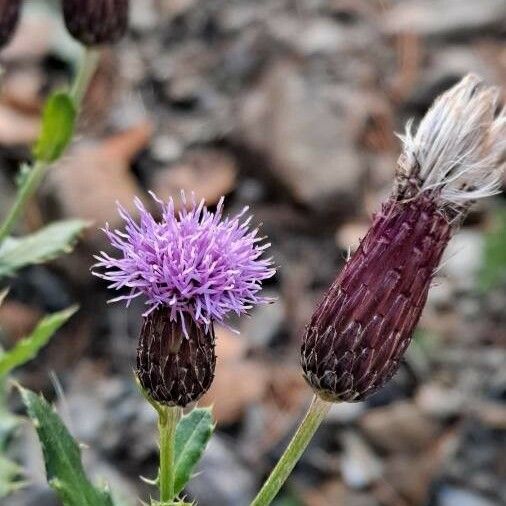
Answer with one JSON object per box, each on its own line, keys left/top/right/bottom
{"left": 33, "top": 92, "right": 76, "bottom": 162}
{"left": 480, "top": 207, "right": 506, "bottom": 291}
{"left": 0, "top": 454, "right": 24, "bottom": 498}
{"left": 174, "top": 407, "right": 214, "bottom": 495}
{"left": 0, "top": 219, "right": 87, "bottom": 278}
{"left": 0, "top": 306, "right": 77, "bottom": 376}
{"left": 19, "top": 387, "right": 114, "bottom": 506}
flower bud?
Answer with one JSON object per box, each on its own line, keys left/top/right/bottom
{"left": 302, "top": 196, "right": 450, "bottom": 401}
{"left": 136, "top": 308, "right": 216, "bottom": 407}
{"left": 62, "top": 0, "right": 129, "bottom": 46}
{"left": 0, "top": 0, "right": 21, "bottom": 49}
{"left": 302, "top": 74, "right": 505, "bottom": 403}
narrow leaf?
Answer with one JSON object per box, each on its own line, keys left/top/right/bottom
{"left": 19, "top": 387, "right": 114, "bottom": 506}
{"left": 33, "top": 92, "right": 76, "bottom": 162}
{"left": 0, "top": 219, "right": 87, "bottom": 278}
{"left": 174, "top": 407, "right": 214, "bottom": 495}
{"left": 0, "top": 306, "right": 77, "bottom": 376}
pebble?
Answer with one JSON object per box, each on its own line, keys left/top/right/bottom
{"left": 436, "top": 486, "right": 497, "bottom": 506}
{"left": 340, "top": 431, "right": 382, "bottom": 489}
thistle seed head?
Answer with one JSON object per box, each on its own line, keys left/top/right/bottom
{"left": 302, "top": 75, "right": 505, "bottom": 403}
{"left": 0, "top": 0, "right": 21, "bottom": 49}
{"left": 136, "top": 307, "right": 216, "bottom": 407}
{"left": 62, "top": 0, "right": 129, "bottom": 46}
{"left": 396, "top": 74, "right": 505, "bottom": 218}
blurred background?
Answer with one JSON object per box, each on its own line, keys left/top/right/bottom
{"left": 0, "top": 0, "right": 505, "bottom": 505}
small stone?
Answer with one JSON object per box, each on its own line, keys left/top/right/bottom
{"left": 335, "top": 222, "right": 369, "bottom": 254}
{"left": 151, "top": 134, "right": 183, "bottom": 163}
{"left": 415, "top": 383, "right": 465, "bottom": 420}
{"left": 441, "top": 230, "right": 484, "bottom": 290}
{"left": 240, "top": 291, "right": 283, "bottom": 347}
{"left": 383, "top": 0, "right": 506, "bottom": 38}
{"left": 238, "top": 62, "right": 363, "bottom": 214}
{"left": 188, "top": 435, "right": 255, "bottom": 505}
{"left": 359, "top": 401, "right": 440, "bottom": 453}
{"left": 48, "top": 122, "right": 152, "bottom": 231}
{"left": 152, "top": 149, "right": 237, "bottom": 206}
{"left": 327, "top": 402, "right": 366, "bottom": 424}
{"left": 340, "top": 431, "right": 382, "bottom": 489}
{"left": 437, "top": 486, "right": 497, "bottom": 506}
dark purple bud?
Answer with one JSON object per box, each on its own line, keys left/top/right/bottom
{"left": 62, "top": 0, "right": 129, "bottom": 46}
{"left": 302, "top": 74, "right": 505, "bottom": 403}
{"left": 136, "top": 308, "right": 216, "bottom": 407}
{"left": 302, "top": 196, "right": 450, "bottom": 402}
{"left": 0, "top": 0, "right": 21, "bottom": 49}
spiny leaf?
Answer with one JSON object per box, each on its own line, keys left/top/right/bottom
{"left": 0, "top": 306, "right": 77, "bottom": 376}
{"left": 19, "top": 387, "right": 114, "bottom": 506}
{"left": 0, "top": 219, "right": 87, "bottom": 278}
{"left": 174, "top": 407, "right": 214, "bottom": 495}
{"left": 33, "top": 92, "right": 76, "bottom": 162}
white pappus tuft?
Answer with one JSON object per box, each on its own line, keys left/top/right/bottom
{"left": 396, "top": 74, "right": 505, "bottom": 214}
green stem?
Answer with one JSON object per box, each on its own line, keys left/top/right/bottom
{"left": 0, "top": 160, "right": 48, "bottom": 243}
{"left": 158, "top": 405, "right": 182, "bottom": 503}
{"left": 0, "top": 46, "right": 99, "bottom": 244}
{"left": 251, "top": 395, "right": 331, "bottom": 506}
{"left": 70, "top": 48, "right": 100, "bottom": 105}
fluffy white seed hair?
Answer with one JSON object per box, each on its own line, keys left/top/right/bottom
{"left": 397, "top": 74, "right": 505, "bottom": 211}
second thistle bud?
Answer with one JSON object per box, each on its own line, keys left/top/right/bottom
{"left": 0, "top": 0, "right": 21, "bottom": 49}
{"left": 62, "top": 0, "right": 129, "bottom": 46}
{"left": 302, "top": 74, "right": 505, "bottom": 403}
{"left": 302, "top": 196, "right": 451, "bottom": 402}
{"left": 136, "top": 308, "right": 216, "bottom": 407}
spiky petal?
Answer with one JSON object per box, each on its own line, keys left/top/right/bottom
{"left": 93, "top": 193, "right": 275, "bottom": 333}
{"left": 302, "top": 74, "right": 505, "bottom": 402}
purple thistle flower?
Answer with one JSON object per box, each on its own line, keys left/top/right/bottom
{"left": 302, "top": 74, "right": 505, "bottom": 403}
{"left": 94, "top": 192, "right": 275, "bottom": 330}
{"left": 93, "top": 192, "right": 275, "bottom": 406}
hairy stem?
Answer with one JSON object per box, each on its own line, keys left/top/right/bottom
{"left": 0, "top": 46, "right": 99, "bottom": 244}
{"left": 251, "top": 395, "right": 331, "bottom": 506}
{"left": 158, "top": 405, "right": 182, "bottom": 502}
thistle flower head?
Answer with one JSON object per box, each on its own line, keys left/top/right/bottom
{"left": 93, "top": 193, "right": 275, "bottom": 334}
{"left": 302, "top": 75, "right": 505, "bottom": 403}
{"left": 0, "top": 0, "right": 21, "bottom": 49}
{"left": 62, "top": 0, "right": 129, "bottom": 46}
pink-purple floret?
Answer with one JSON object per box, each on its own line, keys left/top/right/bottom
{"left": 93, "top": 193, "right": 276, "bottom": 333}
